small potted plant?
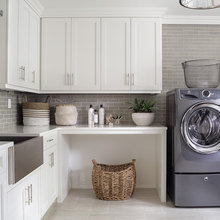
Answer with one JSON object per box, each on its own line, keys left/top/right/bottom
{"left": 128, "top": 98, "right": 156, "bottom": 126}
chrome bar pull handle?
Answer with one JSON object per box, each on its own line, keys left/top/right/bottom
{"left": 131, "top": 73, "right": 135, "bottom": 86}
{"left": 51, "top": 152, "right": 54, "bottom": 167}
{"left": 30, "top": 184, "right": 33, "bottom": 203}
{"left": 28, "top": 185, "right": 31, "bottom": 205}
{"left": 49, "top": 152, "right": 54, "bottom": 167}
{"left": 25, "top": 187, "right": 30, "bottom": 205}
{"left": 71, "top": 74, "right": 74, "bottom": 86}
{"left": 32, "top": 71, "right": 35, "bottom": 83}
{"left": 47, "top": 138, "right": 54, "bottom": 143}
{"left": 66, "top": 74, "right": 70, "bottom": 85}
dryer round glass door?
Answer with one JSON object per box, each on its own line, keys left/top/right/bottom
{"left": 181, "top": 103, "right": 220, "bottom": 154}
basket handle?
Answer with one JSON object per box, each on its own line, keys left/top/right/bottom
{"left": 92, "top": 160, "right": 97, "bottom": 166}
{"left": 54, "top": 98, "right": 64, "bottom": 104}
{"left": 46, "top": 96, "right": 52, "bottom": 104}
{"left": 132, "top": 159, "right": 136, "bottom": 165}
{"left": 22, "top": 95, "right": 28, "bottom": 104}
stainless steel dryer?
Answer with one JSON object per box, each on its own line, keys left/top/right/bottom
{"left": 167, "top": 89, "right": 220, "bottom": 207}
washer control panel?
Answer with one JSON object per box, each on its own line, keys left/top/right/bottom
{"left": 180, "top": 89, "right": 220, "bottom": 100}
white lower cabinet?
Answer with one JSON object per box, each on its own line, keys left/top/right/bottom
{"left": 7, "top": 169, "right": 40, "bottom": 220}
{"left": 0, "top": 173, "right": 6, "bottom": 220}
{"left": 40, "top": 144, "right": 57, "bottom": 218}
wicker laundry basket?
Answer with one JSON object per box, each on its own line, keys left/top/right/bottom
{"left": 22, "top": 96, "right": 51, "bottom": 110}
{"left": 92, "top": 159, "right": 136, "bottom": 201}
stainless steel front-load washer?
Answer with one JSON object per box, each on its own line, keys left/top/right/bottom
{"left": 167, "top": 89, "right": 220, "bottom": 207}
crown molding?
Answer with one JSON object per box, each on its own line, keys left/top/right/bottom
{"left": 41, "top": 7, "right": 168, "bottom": 18}
{"left": 25, "top": 0, "right": 44, "bottom": 16}
{"left": 163, "top": 15, "right": 220, "bottom": 24}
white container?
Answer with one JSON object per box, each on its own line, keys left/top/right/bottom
{"left": 55, "top": 104, "right": 78, "bottom": 126}
{"left": 132, "top": 113, "right": 155, "bottom": 126}
{"left": 88, "top": 105, "right": 94, "bottom": 126}
{"left": 99, "top": 104, "right": 105, "bottom": 125}
{"left": 94, "top": 110, "right": 98, "bottom": 125}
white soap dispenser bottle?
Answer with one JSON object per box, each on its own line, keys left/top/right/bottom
{"left": 88, "top": 105, "right": 94, "bottom": 126}
{"left": 99, "top": 104, "right": 105, "bottom": 125}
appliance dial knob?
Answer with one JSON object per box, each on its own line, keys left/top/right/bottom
{"left": 204, "top": 177, "right": 209, "bottom": 182}
{"left": 202, "top": 90, "right": 211, "bottom": 98}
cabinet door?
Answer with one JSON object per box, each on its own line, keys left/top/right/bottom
{"left": 131, "top": 18, "right": 162, "bottom": 91}
{"left": 101, "top": 18, "right": 130, "bottom": 91}
{"left": 0, "top": 174, "right": 6, "bottom": 220}
{"left": 29, "top": 10, "right": 40, "bottom": 90}
{"left": 7, "top": 182, "right": 26, "bottom": 220}
{"left": 40, "top": 158, "right": 48, "bottom": 217}
{"left": 71, "top": 18, "right": 100, "bottom": 90}
{"left": 7, "top": 170, "right": 40, "bottom": 220}
{"left": 26, "top": 170, "right": 40, "bottom": 220}
{"left": 40, "top": 145, "right": 57, "bottom": 217}
{"left": 0, "top": 0, "right": 7, "bottom": 86}
{"left": 47, "top": 146, "right": 57, "bottom": 206}
{"left": 17, "top": 0, "right": 30, "bottom": 87}
{"left": 41, "top": 18, "right": 71, "bottom": 91}
{"left": 7, "top": 0, "right": 19, "bottom": 86}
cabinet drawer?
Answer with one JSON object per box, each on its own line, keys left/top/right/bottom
{"left": 0, "top": 150, "right": 6, "bottom": 175}
{"left": 43, "top": 133, "right": 57, "bottom": 149}
{"left": 175, "top": 173, "right": 220, "bottom": 207}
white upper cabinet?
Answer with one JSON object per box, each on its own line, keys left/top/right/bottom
{"left": 71, "top": 18, "right": 100, "bottom": 91}
{"left": 101, "top": 18, "right": 130, "bottom": 91}
{"left": 7, "top": 0, "right": 19, "bottom": 86}
{"left": 29, "top": 10, "right": 40, "bottom": 89}
{"left": 42, "top": 17, "right": 163, "bottom": 93}
{"left": 101, "top": 18, "right": 162, "bottom": 93}
{"left": 41, "top": 18, "right": 100, "bottom": 91}
{"left": 131, "top": 18, "right": 162, "bottom": 91}
{"left": 17, "top": 0, "right": 30, "bottom": 87}
{"left": 41, "top": 18, "right": 71, "bottom": 91}
{"left": 7, "top": 0, "right": 40, "bottom": 91}
{"left": 0, "top": 0, "right": 7, "bottom": 87}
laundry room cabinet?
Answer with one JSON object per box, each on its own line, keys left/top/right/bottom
{"left": 0, "top": 149, "right": 7, "bottom": 220}
{"left": 41, "top": 17, "right": 162, "bottom": 93}
{"left": 130, "top": 18, "right": 162, "bottom": 91}
{"left": 0, "top": 173, "right": 6, "bottom": 220}
{"left": 40, "top": 133, "right": 58, "bottom": 218}
{"left": 101, "top": 18, "right": 162, "bottom": 92}
{"left": 41, "top": 18, "right": 100, "bottom": 91}
{"left": 16, "top": 0, "right": 40, "bottom": 90}
{"left": 1, "top": 0, "right": 40, "bottom": 92}
{"left": 7, "top": 169, "right": 40, "bottom": 220}
{"left": 101, "top": 18, "right": 131, "bottom": 91}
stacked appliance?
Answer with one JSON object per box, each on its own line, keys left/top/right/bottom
{"left": 167, "top": 60, "right": 220, "bottom": 207}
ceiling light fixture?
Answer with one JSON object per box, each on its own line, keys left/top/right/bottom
{"left": 180, "top": 0, "right": 220, "bottom": 9}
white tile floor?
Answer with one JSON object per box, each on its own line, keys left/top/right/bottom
{"left": 42, "top": 189, "right": 220, "bottom": 220}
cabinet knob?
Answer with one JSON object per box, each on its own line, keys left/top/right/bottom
{"left": 0, "top": 10, "right": 3, "bottom": 17}
{"left": 204, "top": 177, "right": 209, "bottom": 182}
